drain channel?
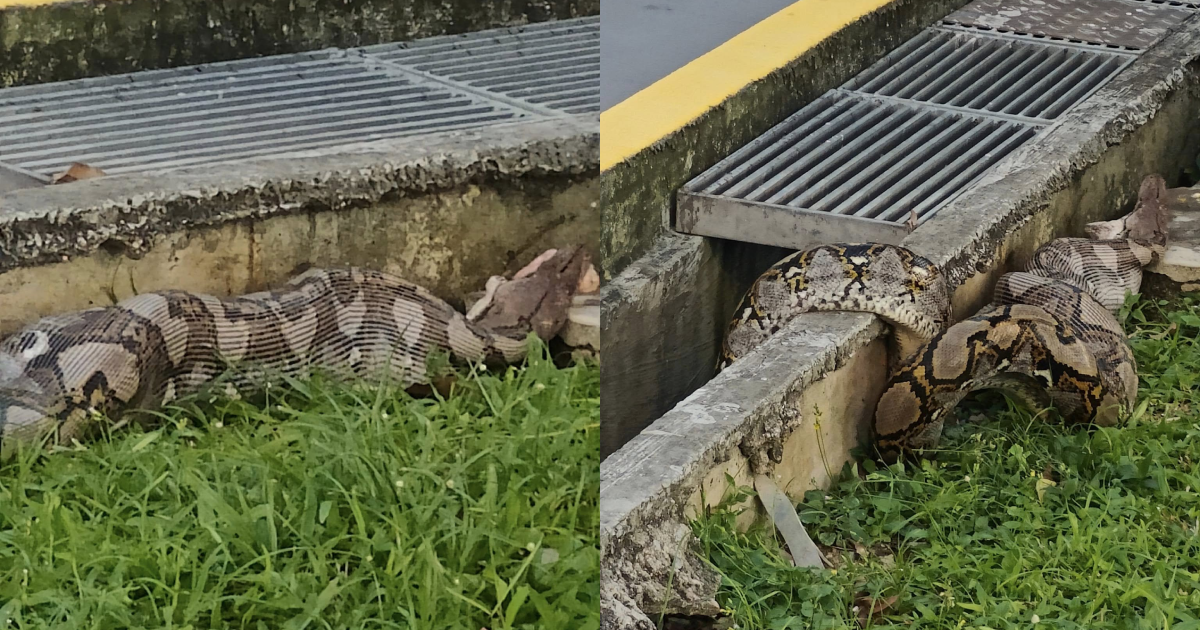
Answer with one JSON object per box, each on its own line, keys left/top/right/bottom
{"left": 675, "top": 0, "right": 1185, "bottom": 250}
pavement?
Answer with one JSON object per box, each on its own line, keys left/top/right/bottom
{"left": 600, "top": 0, "right": 796, "bottom": 110}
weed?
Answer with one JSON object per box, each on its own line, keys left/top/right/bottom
{"left": 0, "top": 345, "right": 599, "bottom": 629}
{"left": 696, "top": 294, "right": 1200, "bottom": 629}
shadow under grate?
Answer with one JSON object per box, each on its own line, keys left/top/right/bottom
{"left": 677, "top": 92, "right": 1037, "bottom": 249}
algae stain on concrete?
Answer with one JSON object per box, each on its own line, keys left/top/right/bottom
{"left": 0, "top": 176, "right": 598, "bottom": 335}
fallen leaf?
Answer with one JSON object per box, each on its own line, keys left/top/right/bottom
{"left": 1035, "top": 477, "right": 1057, "bottom": 502}
{"left": 51, "top": 162, "right": 106, "bottom": 184}
{"left": 853, "top": 541, "right": 870, "bottom": 559}
{"left": 854, "top": 593, "right": 899, "bottom": 627}
{"left": 905, "top": 209, "right": 919, "bottom": 233}
{"left": 577, "top": 263, "right": 600, "bottom": 294}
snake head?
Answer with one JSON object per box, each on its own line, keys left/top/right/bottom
{"left": 471, "top": 246, "right": 590, "bottom": 341}
{"left": 1087, "top": 174, "right": 1170, "bottom": 253}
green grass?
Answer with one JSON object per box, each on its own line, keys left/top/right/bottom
{"left": 694, "top": 294, "right": 1200, "bottom": 629}
{"left": 0, "top": 345, "right": 599, "bottom": 630}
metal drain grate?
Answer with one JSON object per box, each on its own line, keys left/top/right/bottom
{"left": 845, "top": 29, "right": 1130, "bottom": 121}
{"left": 676, "top": 92, "right": 1037, "bottom": 249}
{"left": 943, "top": 0, "right": 1194, "bottom": 49}
{"left": 0, "top": 50, "right": 529, "bottom": 176}
{"left": 361, "top": 16, "right": 600, "bottom": 114}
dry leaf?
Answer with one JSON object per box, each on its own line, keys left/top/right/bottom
{"left": 905, "top": 209, "right": 919, "bottom": 233}
{"left": 853, "top": 541, "right": 870, "bottom": 560}
{"left": 1035, "top": 477, "right": 1057, "bottom": 502}
{"left": 854, "top": 593, "right": 899, "bottom": 627}
{"left": 577, "top": 263, "right": 600, "bottom": 294}
{"left": 51, "top": 163, "right": 106, "bottom": 184}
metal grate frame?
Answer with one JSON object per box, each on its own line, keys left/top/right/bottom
{"left": 674, "top": 6, "right": 1159, "bottom": 250}
{"left": 0, "top": 17, "right": 599, "bottom": 177}
{"left": 678, "top": 92, "right": 1037, "bottom": 249}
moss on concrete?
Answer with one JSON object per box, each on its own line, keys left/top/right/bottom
{"left": 0, "top": 0, "right": 598, "bottom": 87}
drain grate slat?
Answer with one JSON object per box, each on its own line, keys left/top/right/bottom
{"left": 690, "top": 97, "right": 865, "bottom": 195}
{"left": 361, "top": 16, "right": 599, "bottom": 114}
{"left": 845, "top": 29, "right": 1129, "bottom": 120}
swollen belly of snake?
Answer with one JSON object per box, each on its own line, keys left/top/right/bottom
{"left": 720, "top": 175, "right": 1171, "bottom": 462}
{"left": 0, "top": 247, "right": 586, "bottom": 448}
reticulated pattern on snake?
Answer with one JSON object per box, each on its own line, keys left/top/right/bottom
{"left": 719, "top": 174, "right": 1171, "bottom": 462}
{"left": 0, "top": 248, "right": 585, "bottom": 448}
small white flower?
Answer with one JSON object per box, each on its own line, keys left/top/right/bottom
{"left": 1032, "top": 614, "right": 1040, "bottom": 624}
{"left": 445, "top": 479, "right": 455, "bottom": 489}
{"left": 851, "top": 606, "right": 860, "bottom": 613}
{"left": 824, "top": 495, "right": 831, "bottom": 501}
{"left": 534, "top": 383, "right": 546, "bottom": 391}
{"left": 214, "top": 421, "right": 224, "bottom": 429}
{"left": 366, "top": 555, "right": 373, "bottom": 562}
{"left": 381, "top": 411, "right": 389, "bottom": 419}
{"left": 395, "top": 479, "right": 404, "bottom": 488}
{"left": 964, "top": 475, "right": 971, "bottom": 482}
{"left": 525, "top": 542, "right": 537, "bottom": 552}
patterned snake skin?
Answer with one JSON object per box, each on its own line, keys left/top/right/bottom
{"left": 0, "top": 248, "right": 586, "bottom": 447}
{"left": 720, "top": 175, "right": 1171, "bottom": 462}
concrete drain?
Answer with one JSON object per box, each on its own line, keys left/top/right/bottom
{"left": 360, "top": 16, "right": 600, "bottom": 115}
{"left": 0, "top": 17, "right": 598, "bottom": 177}
{"left": 674, "top": 0, "right": 1194, "bottom": 249}
{"left": 676, "top": 91, "right": 1037, "bottom": 247}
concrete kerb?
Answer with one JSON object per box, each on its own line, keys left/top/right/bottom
{"left": 0, "top": 115, "right": 599, "bottom": 333}
{"left": 600, "top": 17, "right": 1200, "bottom": 628}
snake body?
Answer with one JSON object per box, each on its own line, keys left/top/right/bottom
{"left": 0, "top": 249, "right": 585, "bottom": 447}
{"left": 721, "top": 175, "right": 1170, "bottom": 461}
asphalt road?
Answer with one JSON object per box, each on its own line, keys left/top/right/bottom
{"left": 600, "top": 0, "right": 797, "bottom": 110}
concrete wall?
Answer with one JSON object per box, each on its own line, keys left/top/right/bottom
{"left": 0, "top": 0, "right": 598, "bottom": 87}
{"left": 0, "top": 117, "right": 599, "bottom": 333}
{"left": 599, "top": 0, "right": 973, "bottom": 459}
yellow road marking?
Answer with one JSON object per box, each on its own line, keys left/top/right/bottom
{"left": 600, "top": 0, "right": 894, "bottom": 170}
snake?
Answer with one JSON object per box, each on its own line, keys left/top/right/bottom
{"left": 0, "top": 247, "right": 587, "bottom": 448}
{"left": 720, "top": 174, "right": 1170, "bottom": 462}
